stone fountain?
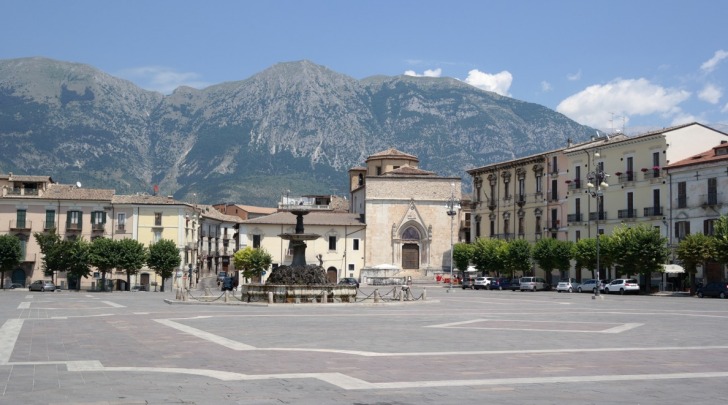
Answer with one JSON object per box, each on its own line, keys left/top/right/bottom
{"left": 241, "top": 206, "right": 356, "bottom": 303}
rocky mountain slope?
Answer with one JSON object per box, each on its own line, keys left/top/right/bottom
{"left": 0, "top": 57, "right": 595, "bottom": 205}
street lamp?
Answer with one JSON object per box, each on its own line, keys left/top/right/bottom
{"left": 586, "top": 150, "right": 609, "bottom": 298}
{"left": 446, "top": 182, "right": 459, "bottom": 293}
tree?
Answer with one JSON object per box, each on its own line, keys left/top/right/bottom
{"left": 116, "top": 238, "right": 147, "bottom": 291}
{"left": 676, "top": 233, "right": 717, "bottom": 295}
{"left": 532, "top": 238, "right": 573, "bottom": 285}
{"left": 713, "top": 215, "right": 728, "bottom": 266}
{"left": 572, "top": 235, "right": 614, "bottom": 281}
{"left": 233, "top": 246, "right": 272, "bottom": 280}
{"left": 452, "top": 242, "right": 474, "bottom": 274}
{"left": 0, "top": 235, "right": 22, "bottom": 289}
{"left": 34, "top": 230, "right": 62, "bottom": 281}
{"left": 89, "top": 237, "right": 120, "bottom": 291}
{"left": 147, "top": 239, "right": 180, "bottom": 292}
{"left": 61, "top": 238, "right": 92, "bottom": 291}
{"left": 611, "top": 225, "right": 669, "bottom": 294}
{"left": 470, "top": 238, "right": 506, "bottom": 277}
{"left": 502, "top": 239, "right": 532, "bottom": 279}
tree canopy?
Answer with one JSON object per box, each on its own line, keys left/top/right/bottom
{"left": 532, "top": 238, "right": 572, "bottom": 284}
{"left": 147, "top": 239, "right": 180, "bottom": 292}
{"left": 452, "top": 242, "right": 474, "bottom": 274}
{"left": 233, "top": 246, "right": 272, "bottom": 279}
{"left": 88, "top": 237, "right": 120, "bottom": 291}
{"left": 116, "top": 238, "right": 147, "bottom": 291}
{"left": 470, "top": 238, "right": 506, "bottom": 276}
{"left": 611, "top": 225, "right": 669, "bottom": 293}
{"left": 0, "top": 234, "right": 22, "bottom": 289}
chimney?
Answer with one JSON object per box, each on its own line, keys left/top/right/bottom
{"left": 567, "top": 138, "right": 573, "bottom": 147}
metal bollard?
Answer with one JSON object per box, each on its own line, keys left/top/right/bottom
{"left": 423, "top": 287, "right": 427, "bottom": 301}
{"left": 268, "top": 291, "right": 273, "bottom": 304}
{"left": 374, "top": 289, "right": 380, "bottom": 303}
{"left": 400, "top": 287, "right": 405, "bottom": 302}
{"left": 224, "top": 291, "right": 229, "bottom": 302}
{"left": 323, "top": 291, "right": 328, "bottom": 303}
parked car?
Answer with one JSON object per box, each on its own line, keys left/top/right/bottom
{"left": 216, "top": 272, "right": 227, "bottom": 283}
{"left": 461, "top": 277, "right": 475, "bottom": 289}
{"left": 604, "top": 278, "right": 640, "bottom": 295}
{"left": 504, "top": 278, "right": 520, "bottom": 291}
{"left": 697, "top": 281, "right": 728, "bottom": 298}
{"left": 338, "top": 277, "right": 360, "bottom": 288}
{"left": 6, "top": 283, "right": 23, "bottom": 289}
{"left": 556, "top": 279, "right": 579, "bottom": 293}
{"left": 577, "top": 279, "right": 607, "bottom": 293}
{"left": 28, "top": 280, "right": 56, "bottom": 292}
{"left": 473, "top": 277, "right": 495, "bottom": 290}
{"left": 520, "top": 277, "right": 548, "bottom": 291}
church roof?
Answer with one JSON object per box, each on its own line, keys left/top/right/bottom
{"left": 366, "top": 148, "right": 418, "bottom": 162}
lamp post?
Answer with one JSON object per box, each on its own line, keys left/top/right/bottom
{"left": 446, "top": 182, "right": 459, "bottom": 293}
{"left": 586, "top": 150, "right": 609, "bottom": 298}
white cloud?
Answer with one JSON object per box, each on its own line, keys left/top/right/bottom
{"left": 463, "top": 69, "right": 512, "bottom": 96}
{"left": 403, "top": 68, "right": 442, "bottom": 78}
{"left": 541, "top": 81, "right": 552, "bottom": 92}
{"left": 116, "top": 66, "right": 211, "bottom": 94}
{"left": 567, "top": 70, "right": 581, "bottom": 81}
{"left": 556, "top": 78, "right": 690, "bottom": 129}
{"left": 698, "top": 84, "right": 722, "bottom": 104}
{"left": 722, "top": 102, "right": 728, "bottom": 113}
{"left": 701, "top": 50, "right": 728, "bottom": 72}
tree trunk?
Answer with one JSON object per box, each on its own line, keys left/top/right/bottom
{"left": 126, "top": 272, "right": 131, "bottom": 292}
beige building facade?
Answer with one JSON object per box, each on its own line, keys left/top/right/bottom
{"left": 350, "top": 148, "right": 462, "bottom": 277}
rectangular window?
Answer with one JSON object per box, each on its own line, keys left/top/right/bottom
{"left": 704, "top": 219, "right": 716, "bottom": 235}
{"left": 489, "top": 220, "right": 495, "bottom": 237}
{"left": 551, "top": 209, "right": 558, "bottom": 229}
{"left": 575, "top": 230, "right": 581, "bottom": 242}
{"left": 45, "top": 210, "right": 55, "bottom": 230}
{"left": 675, "top": 221, "right": 690, "bottom": 241}
{"left": 551, "top": 156, "right": 558, "bottom": 173}
{"left": 253, "top": 235, "right": 261, "bottom": 248}
{"left": 518, "top": 178, "right": 525, "bottom": 200}
{"left": 535, "top": 216, "right": 542, "bottom": 234}
{"left": 550, "top": 179, "right": 558, "bottom": 201}
{"left": 535, "top": 174, "right": 542, "bottom": 194}
{"left": 92, "top": 211, "right": 106, "bottom": 224}
{"left": 518, "top": 217, "right": 524, "bottom": 236}
{"left": 117, "top": 213, "right": 126, "bottom": 231}
{"left": 677, "top": 182, "right": 687, "bottom": 208}
{"left": 575, "top": 197, "right": 581, "bottom": 216}
{"left": 708, "top": 178, "right": 717, "bottom": 205}
{"left": 653, "top": 151, "right": 660, "bottom": 168}
{"left": 626, "top": 157, "right": 634, "bottom": 181}
{"left": 16, "top": 209, "right": 26, "bottom": 228}
{"left": 153, "top": 230, "right": 162, "bottom": 243}
{"left": 328, "top": 236, "right": 337, "bottom": 250}
{"left": 154, "top": 212, "right": 162, "bottom": 226}
{"left": 353, "top": 239, "right": 360, "bottom": 251}
{"left": 67, "top": 210, "right": 82, "bottom": 230}
{"left": 574, "top": 165, "right": 581, "bottom": 188}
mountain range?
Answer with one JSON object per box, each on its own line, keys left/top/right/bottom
{"left": 0, "top": 57, "right": 597, "bottom": 206}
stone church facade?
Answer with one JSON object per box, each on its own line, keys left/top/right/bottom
{"left": 349, "top": 148, "right": 461, "bottom": 278}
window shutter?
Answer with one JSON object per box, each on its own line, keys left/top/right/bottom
{"left": 78, "top": 212, "right": 83, "bottom": 226}
{"left": 685, "top": 221, "right": 690, "bottom": 236}
{"left": 102, "top": 212, "right": 107, "bottom": 224}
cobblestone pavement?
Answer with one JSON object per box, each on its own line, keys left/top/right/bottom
{"left": 0, "top": 286, "right": 726, "bottom": 404}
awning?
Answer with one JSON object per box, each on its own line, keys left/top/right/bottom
{"left": 662, "top": 264, "right": 685, "bottom": 273}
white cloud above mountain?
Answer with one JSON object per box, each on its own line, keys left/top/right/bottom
{"left": 463, "top": 69, "right": 512, "bottom": 96}
{"left": 116, "top": 66, "right": 211, "bottom": 94}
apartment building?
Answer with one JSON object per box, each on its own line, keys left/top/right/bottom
{"left": 564, "top": 123, "right": 728, "bottom": 280}
{"left": 666, "top": 140, "right": 728, "bottom": 282}
{"left": 197, "top": 205, "right": 241, "bottom": 278}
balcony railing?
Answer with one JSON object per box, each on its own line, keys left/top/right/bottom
{"left": 643, "top": 169, "right": 662, "bottom": 180}
{"left": 66, "top": 222, "right": 82, "bottom": 231}
{"left": 549, "top": 221, "right": 560, "bottom": 231}
{"left": 516, "top": 194, "right": 526, "bottom": 206}
{"left": 589, "top": 211, "right": 607, "bottom": 221}
{"left": 618, "top": 209, "right": 637, "bottom": 219}
{"left": 91, "top": 223, "right": 105, "bottom": 231}
{"left": 117, "top": 224, "right": 126, "bottom": 232}
{"left": 43, "top": 221, "right": 56, "bottom": 231}
{"left": 567, "top": 179, "right": 582, "bottom": 190}
{"left": 548, "top": 192, "right": 559, "bottom": 202}
{"left": 567, "top": 213, "right": 582, "bottom": 223}
{"left": 616, "top": 173, "right": 636, "bottom": 183}
{"left": 9, "top": 220, "right": 31, "bottom": 230}
{"left": 493, "top": 233, "right": 514, "bottom": 240}
{"left": 643, "top": 206, "right": 663, "bottom": 217}
{"left": 22, "top": 253, "right": 36, "bottom": 262}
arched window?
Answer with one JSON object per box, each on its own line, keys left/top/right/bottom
{"left": 402, "top": 227, "right": 420, "bottom": 240}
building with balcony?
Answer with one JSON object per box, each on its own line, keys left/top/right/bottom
{"left": 564, "top": 123, "right": 728, "bottom": 280}
{"left": 665, "top": 140, "right": 728, "bottom": 283}
{"left": 197, "top": 205, "right": 241, "bottom": 278}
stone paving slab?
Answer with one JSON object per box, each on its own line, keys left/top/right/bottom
{"left": 0, "top": 287, "right": 726, "bottom": 404}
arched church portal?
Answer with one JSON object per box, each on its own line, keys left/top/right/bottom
{"left": 401, "top": 226, "right": 421, "bottom": 269}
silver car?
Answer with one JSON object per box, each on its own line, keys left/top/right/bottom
{"left": 520, "top": 277, "right": 548, "bottom": 291}
{"left": 28, "top": 280, "right": 56, "bottom": 292}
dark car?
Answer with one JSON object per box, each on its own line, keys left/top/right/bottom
{"left": 697, "top": 281, "right": 728, "bottom": 298}
{"left": 338, "top": 278, "right": 360, "bottom": 288}
{"left": 505, "top": 278, "right": 520, "bottom": 291}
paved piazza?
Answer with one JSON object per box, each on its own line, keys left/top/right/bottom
{"left": 1, "top": 285, "right": 727, "bottom": 404}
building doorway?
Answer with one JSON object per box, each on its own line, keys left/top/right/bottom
{"left": 11, "top": 268, "right": 26, "bottom": 286}
{"left": 402, "top": 243, "right": 420, "bottom": 269}
{"left": 326, "top": 267, "right": 337, "bottom": 283}
{"left": 140, "top": 273, "right": 150, "bottom": 289}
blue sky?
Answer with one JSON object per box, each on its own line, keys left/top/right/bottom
{"left": 2, "top": 0, "right": 727, "bottom": 133}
